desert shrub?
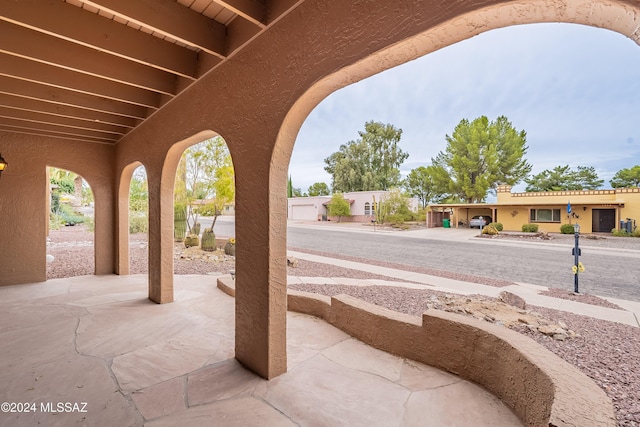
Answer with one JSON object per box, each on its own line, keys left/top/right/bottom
{"left": 129, "top": 214, "right": 148, "bottom": 234}
{"left": 482, "top": 225, "right": 499, "bottom": 235}
{"left": 386, "top": 213, "right": 405, "bottom": 224}
{"left": 560, "top": 224, "right": 576, "bottom": 234}
{"left": 488, "top": 222, "right": 503, "bottom": 231}
{"left": 611, "top": 227, "right": 640, "bottom": 237}
{"left": 522, "top": 224, "right": 539, "bottom": 233}
{"left": 195, "top": 203, "right": 217, "bottom": 217}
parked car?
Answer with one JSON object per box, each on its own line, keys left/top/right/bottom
{"left": 469, "top": 215, "right": 492, "bottom": 229}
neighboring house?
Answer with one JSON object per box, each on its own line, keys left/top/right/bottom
{"left": 428, "top": 185, "right": 640, "bottom": 233}
{"left": 288, "top": 190, "right": 420, "bottom": 222}
{"left": 191, "top": 199, "right": 236, "bottom": 216}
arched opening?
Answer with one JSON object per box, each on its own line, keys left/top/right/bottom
{"left": 269, "top": 3, "right": 640, "bottom": 423}
{"left": 172, "top": 136, "right": 236, "bottom": 275}
{"left": 146, "top": 130, "right": 235, "bottom": 303}
{"left": 46, "top": 166, "right": 95, "bottom": 280}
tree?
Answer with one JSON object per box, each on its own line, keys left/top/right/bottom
{"left": 403, "top": 166, "right": 445, "bottom": 209}
{"left": 431, "top": 116, "right": 532, "bottom": 203}
{"left": 324, "top": 121, "right": 408, "bottom": 192}
{"left": 379, "top": 188, "right": 412, "bottom": 224}
{"left": 174, "top": 137, "right": 235, "bottom": 232}
{"left": 524, "top": 165, "right": 604, "bottom": 192}
{"left": 610, "top": 165, "right": 640, "bottom": 188}
{"left": 287, "top": 175, "right": 305, "bottom": 197}
{"left": 327, "top": 193, "right": 351, "bottom": 222}
{"left": 307, "top": 182, "right": 330, "bottom": 196}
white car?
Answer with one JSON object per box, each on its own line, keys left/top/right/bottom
{"left": 469, "top": 215, "right": 492, "bottom": 229}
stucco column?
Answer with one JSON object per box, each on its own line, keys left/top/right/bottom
{"left": 233, "top": 156, "right": 287, "bottom": 379}
{"left": 146, "top": 167, "right": 174, "bottom": 304}
{"left": 93, "top": 186, "right": 115, "bottom": 275}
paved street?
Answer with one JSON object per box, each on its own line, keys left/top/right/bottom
{"left": 209, "top": 216, "right": 640, "bottom": 302}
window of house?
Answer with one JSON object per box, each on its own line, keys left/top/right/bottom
{"left": 364, "top": 202, "right": 371, "bottom": 215}
{"left": 530, "top": 208, "right": 561, "bottom": 222}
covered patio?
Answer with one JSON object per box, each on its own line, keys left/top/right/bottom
{"left": 1, "top": 1, "right": 637, "bottom": 425}
{"left": 0, "top": 274, "right": 523, "bottom": 426}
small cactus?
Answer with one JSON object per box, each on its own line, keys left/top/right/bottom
{"left": 184, "top": 234, "right": 199, "bottom": 248}
{"left": 201, "top": 229, "right": 216, "bottom": 252}
{"left": 174, "top": 204, "right": 187, "bottom": 242}
{"left": 224, "top": 237, "right": 236, "bottom": 256}
{"left": 192, "top": 222, "right": 201, "bottom": 236}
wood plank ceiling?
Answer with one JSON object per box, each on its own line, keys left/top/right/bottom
{"left": 0, "top": 0, "right": 301, "bottom": 144}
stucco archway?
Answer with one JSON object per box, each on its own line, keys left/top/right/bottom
{"left": 268, "top": 0, "right": 640, "bottom": 373}
{"left": 116, "top": 161, "right": 145, "bottom": 276}
{"left": 46, "top": 166, "right": 96, "bottom": 278}
{"left": 146, "top": 130, "right": 221, "bottom": 303}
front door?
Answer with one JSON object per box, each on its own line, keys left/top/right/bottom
{"left": 592, "top": 209, "right": 616, "bottom": 232}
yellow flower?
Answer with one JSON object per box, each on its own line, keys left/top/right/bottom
{"left": 228, "top": 237, "right": 236, "bottom": 244}
{"left": 572, "top": 265, "right": 578, "bottom": 274}
{"left": 578, "top": 262, "right": 585, "bottom": 273}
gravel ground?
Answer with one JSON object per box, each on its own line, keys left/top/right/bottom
{"left": 45, "top": 226, "right": 640, "bottom": 426}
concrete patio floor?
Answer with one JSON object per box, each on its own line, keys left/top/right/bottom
{"left": 0, "top": 274, "right": 522, "bottom": 426}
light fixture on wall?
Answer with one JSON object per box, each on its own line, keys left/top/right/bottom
{"left": 0, "top": 153, "right": 7, "bottom": 179}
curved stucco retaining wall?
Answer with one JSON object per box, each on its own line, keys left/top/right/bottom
{"left": 219, "top": 277, "right": 615, "bottom": 426}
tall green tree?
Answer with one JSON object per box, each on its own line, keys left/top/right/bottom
{"left": 307, "top": 182, "right": 330, "bottom": 196}
{"left": 287, "top": 175, "right": 293, "bottom": 198}
{"left": 174, "top": 137, "right": 235, "bottom": 232}
{"left": 324, "top": 121, "right": 408, "bottom": 192}
{"left": 403, "top": 166, "right": 445, "bottom": 209}
{"left": 431, "top": 116, "right": 531, "bottom": 203}
{"left": 524, "top": 165, "right": 604, "bottom": 191}
{"left": 610, "top": 165, "right": 640, "bottom": 188}
{"left": 327, "top": 193, "right": 351, "bottom": 222}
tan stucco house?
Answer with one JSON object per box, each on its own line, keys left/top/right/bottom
{"left": 1, "top": 1, "right": 635, "bottom": 424}
{"left": 288, "top": 190, "right": 420, "bottom": 222}
{"left": 429, "top": 185, "right": 640, "bottom": 233}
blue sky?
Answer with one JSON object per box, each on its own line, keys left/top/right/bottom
{"left": 288, "top": 23, "right": 640, "bottom": 196}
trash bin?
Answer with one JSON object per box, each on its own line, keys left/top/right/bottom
{"left": 443, "top": 219, "right": 450, "bottom": 228}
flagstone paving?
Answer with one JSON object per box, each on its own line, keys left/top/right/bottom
{"left": 0, "top": 275, "right": 522, "bottom": 426}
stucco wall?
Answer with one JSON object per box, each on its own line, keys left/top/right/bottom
{"left": 0, "top": 132, "right": 115, "bottom": 286}
{"left": 3, "top": 0, "right": 640, "bottom": 382}
{"left": 495, "top": 187, "right": 640, "bottom": 233}
{"left": 219, "top": 277, "right": 615, "bottom": 426}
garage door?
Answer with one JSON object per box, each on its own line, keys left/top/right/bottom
{"left": 291, "top": 204, "right": 318, "bottom": 220}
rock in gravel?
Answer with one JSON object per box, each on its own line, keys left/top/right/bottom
{"left": 498, "top": 291, "right": 527, "bottom": 310}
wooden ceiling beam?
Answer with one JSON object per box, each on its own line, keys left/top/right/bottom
{"left": 0, "top": 0, "right": 198, "bottom": 79}
{"left": 0, "top": 106, "right": 129, "bottom": 136}
{"left": 0, "top": 21, "right": 178, "bottom": 95}
{"left": 215, "top": 0, "right": 266, "bottom": 28}
{"left": 0, "top": 125, "right": 117, "bottom": 144}
{"left": 0, "top": 94, "right": 136, "bottom": 128}
{"left": 0, "top": 54, "right": 161, "bottom": 108}
{"left": 0, "top": 76, "right": 150, "bottom": 120}
{"left": 0, "top": 118, "right": 120, "bottom": 143}
{"left": 82, "top": 0, "right": 227, "bottom": 58}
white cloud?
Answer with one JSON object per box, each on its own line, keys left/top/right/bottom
{"left": 289, "top": 23, "right": 640, "bottom": 193}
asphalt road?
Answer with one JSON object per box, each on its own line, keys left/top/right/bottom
{"left": 286, "top": 226, "right": 640, "bottom": 303}
{"left": 206, "top": 216, "right": 640, "bottom": 302}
